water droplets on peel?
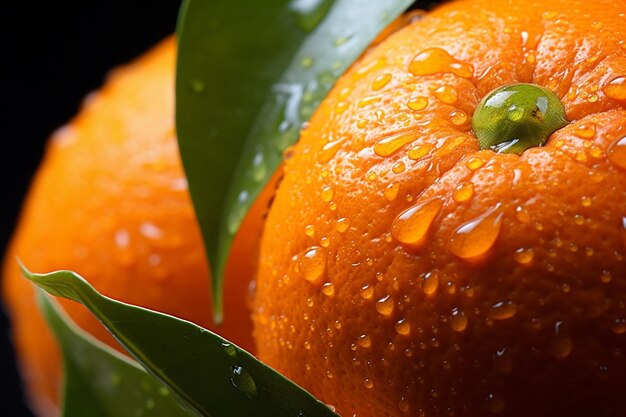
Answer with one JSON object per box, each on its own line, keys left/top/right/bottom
{"left": 392, "top": 198, "right": 443, "bottom": 250}
{"left": 449, "top": 307, "right": 468, "bottom": 332}
{"left": 409, "top": 48, "right": 474, "bottom": 78}
{"left": 230, "top": 365, "right": 257, "bottom": 398}
{"left": 449, "top": 204, "right": 503, "bottom": 260}
{"left": 452, "top": 182, "right": 474, "bottom": 202}
{"left": 298, "top": 246, "right": 326, "bottom": 284}
{"left": 421, "top": 272, "right": 439, "bottom": 296}
{"left": 318, "top": 137, "right": 346, "bottom": 163}
{"left": 574, "top": 123, "right": 596, "bottom": 139}
{"left": 140, "top": 222, "right": 163, "bottom": 240}
{"left": 360, "top": 284, "right": 374, "bottom": 300}
{"left": 335, "top": 218, "right": 349, "bottom": 233}
{"left": 321, "top": 282, "right": 335, "bottom": 296}
{"left": 395, "top": 318, "right": 411, "bottom": 336}
{"left": 373, "top": 131, "right": 417, "bottom": 157}
{"left": 514, "top": 248, "right": 534, "bottom": 265}
{"left": 549, "top": 321, "right": 572, "bottom": 359}
{"left": 408, "top": 144, "right": 433, "bottom": 160}
{"left": 603, "top": 76, "right": 626, "bottom": 102}
{"left": 372, "top": 73, "right": 392, "bottom": 91}
{"left": 375, "top": 295, "right": 394, "bottom": 316}
{"left": 358, "top": 334, "right": 372, "bottom": 348}
{"left": 488, "top": 301, "right": 518, "bottom": 320}
{"left": 433, "top": 85, "right": 458, "bottom": 104}
{"left": 612, "top": 318, "right": 626, "bottom": 334}
{"left": 607, "top": 136, "right": 626, "bottom": 170}
{"left": 384, "top": 183, "right": 400, "bottom": 201}
{"left": 407, "top": 96, "right": 428, "bottom": 111}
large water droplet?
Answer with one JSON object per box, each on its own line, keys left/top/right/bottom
{"left": 421, "top": 271, "right": 439, "bottom": 296}
{"left": 374, "top": 131, "right": 418, "bottom": 157}
{"left": 450, "top": 204, "right": 503, "bottom": 260}
{"left": 407, "top": 96, "right": 429, "bottom": 111}
{"left": 549, "top": 321, "right": 572, "bottom": 359}
{"left": 358, "top": 334, "right": 372, "bottom": 348}
{"left": 607, "top": 136, "right": 626, "bottom": 170}
{"left": 392, "top": 198, "right": 443, "bottom": 250}
{"left": 452, "top": 182, "right": 474, "bottom": 202}
{"left": 318, "top": 137, "right": 346, "bottom": 163}
{"left": 372, "top": 73, "right": 392, "bottom": 91}
{"left": 449, "top": 307, "right": 468, "bottom": 332}
{"left": 603, "top": 76, "right": 626, "bottom": 103}
{"left": 299, "top": 246, "right": 326, "bottom": 284}
{"left": 375, "top": 295, "right": 394, "bottom": 316}
{"left": 395, "top": 318, "right": 411, "bottom": 335}
{"left": 409, "top": 48, "right": 474, "bottom": 78}
{"left": 230, "top": 365, "right": 257, "bottom": 398}
{"left": 433, "top": 85, "right": 459, "bottom": 104}
{"left": 488, "top": 301, "right": 518, "bottom": 320}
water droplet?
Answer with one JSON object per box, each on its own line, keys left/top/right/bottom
{"left": 358, "top": 334, "right": 372, "bottom": 348}
{"left": 433, "top": 85, "right": 458, "bottom": 104}
{"left": 395, "top": 318, "right": 411, "bottom": 335}
{"left": 221, "top": 342, "right": 237, "bottom": 357}
{"left": 398, "top": 396, "right": 410, "bottom": 412}
{"left": 230, "top": 365, "right": 257, "bottom": 398}
{"left": 466, "top": 156, "right": 485, "bottom": 170}
{"left": 335, "top": 218, "right": 349, "bottom": 233}
{"left": 612, "top": 318, "right": 626, "bottom": 334}
{"left": 321, "top": 282, "right": 335, "bottom": 296}
{"left": 318, "top": 137, "right": 346, "bottom": 163}
{"left": 607, "top": 136, "right": 626, "bottom": 170}
{"left": 452, "top": 182, "right": 474, "bottom": 202}
{"left": 407, "top": 96, "right": 429, "bottom": 111}
{"left": 450, "top": 204, "right": 503, "bottom": 260}
{"left": 581, "top": 196, "right": 592, "bottom": 207}
{"left": 384, "top": 182, "right": 400, "bottom": 201}
{"left": 360, "top": 284, "right": 374, "bottom": 300}
{"left": 408, "top": 144, "right": 433, "bottom": 160}
{"left": 358, "top": 95, "right": 381, "bottom": 108}
{"left": 139, "top": 222, "right": 163, "bottom": 240}
{"left": 319, "top": 236, "right": 330, "bottom": 247}
{"left": 449, "top": 110, "right": 467, "bottom": 125}
{"left": 549, "top": 321, "right": 572, "bottom": 359}
{"left": 603, "top": 76, "right": 626, "bottom": 103}
{"left": 515, "top": 206, "right": 531, "bottom": 223}
{"left": 115, "top": 229, "right": 130, "bottom": 249}
{"left": 449, "top": 307, "right": 468, "bottom": 332}
{"left": 372, "top": 73, "right": 392, "bottom": 91}
{"left": 251, "top": 148, "right": 267, "bottom": 182}
{"left": 334, "top": 100, "right": 349, "bottom": 114}
{"left": 493, "top": 348, "right": 513, "bottom": 374}
{"left": 488, "top": 301, "right": 518, "bottom": 320}
{"left": 300, "top": 55, "right": 314, "bottom": 68}
{"left": 485, "top": 394, "right": 505, "bottom": 413}
{"left": 409, "top": 48, "right": 474, "bottom": 78}
{"left": 189, "top": 78, "right": 205, "bottom": 93}
{"left": 574, "top": 123, "right": 596, "bottom": 139}
{"left": 392, "top": 161, "right": 406, "bottom": 174}
{"left": 320, "top": 185, "right": 334, "bottom": 202}
{"left": 376, "top": 295, "right": 395, "bottom": 316}
{"left": 374, "top": 131, "right": 418, "bottom": 157}
{"left": 364, "top": 378, "right": 374, "bottom": 389}
{"left": 304, "top": 224, "right": 315, "bottom": 237}
{"left": 421, "top": 272, "right": 439, "bottom": 296}
{"left": 392, "top": 198, "right": 443, "bottom": 250}
{"left": 299, "top": 246, "right": 326, "bottom": 284}
{"left": 514, "top": 248, "right": 534, "bottom": 265}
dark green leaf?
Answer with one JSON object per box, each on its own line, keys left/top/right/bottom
{"left": 22, "top": 266, "right": 339, "bottom": 417}
{"left": 176, "top": 0, "right": 414, "bottom": 321}
{"left": 36, "top": 291, "right": 188, "bottom": 417}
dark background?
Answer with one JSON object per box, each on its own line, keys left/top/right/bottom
{"left": 1, "top": 2, "right": 181, "bottom": 415}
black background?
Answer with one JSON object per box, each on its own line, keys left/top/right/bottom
{"left": 1, "top": 2, "right": 181, "bottom": 415}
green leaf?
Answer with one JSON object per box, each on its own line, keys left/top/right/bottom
{"left": 22, "top": 265, "right": 339, "bottom": 417}
{"left": 36, "top": 291, "right": 188, "bottom": 417}
{"left": 176, "top": 0, "right": 414, "bottom": 322}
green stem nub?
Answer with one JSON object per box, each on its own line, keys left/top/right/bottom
{"left": 472, "top": 83, "right": 568, "bottom": 155}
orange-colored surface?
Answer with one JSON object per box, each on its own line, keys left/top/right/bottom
{"left": 253, "top": 1, "right": 626, "bottom": 416}
{"left": 2, "top": 37, "right": 264, "bottom": 417}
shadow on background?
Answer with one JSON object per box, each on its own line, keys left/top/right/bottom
{"left": 1, "top": 2, "right": 181, "bottom": 415}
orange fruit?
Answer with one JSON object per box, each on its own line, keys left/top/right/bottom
{"left": 2, "top": 37, "right": 264, "bottom": 417}
{"left": 253, "top": 0, "right": 626, "bottom": 416}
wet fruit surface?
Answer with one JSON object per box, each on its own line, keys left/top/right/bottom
{"left": 253, "top": 1, "right": 626, "bottom": 416}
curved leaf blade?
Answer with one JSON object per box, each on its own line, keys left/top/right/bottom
{"left": 22, "top": 266, "right": 339, "bottom": 417}
{"left": 36, "top": 292, "right": 188, "bottom": 417}
{"left": 176, "top": 0, "right": 414, "bottom": 321}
